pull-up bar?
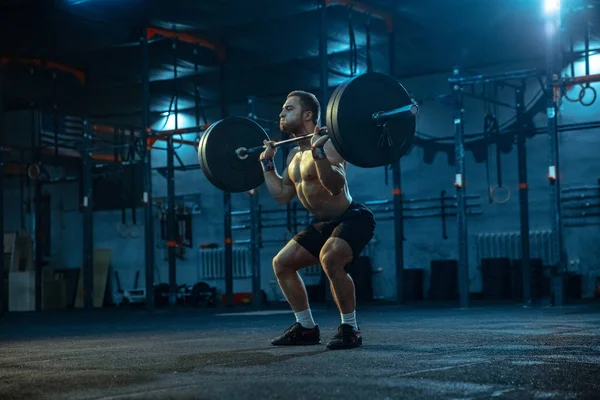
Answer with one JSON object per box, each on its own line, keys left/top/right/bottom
{"left": 151, "top": 125, "right": 211, "bottom": 137}
{"left": 92, "top": 123, "right": 203, "bottom": 150}
{"left": 93, "top": 124, "right": 210, "bottom": 138}
{"left": 449, "top": 68, "right": 600, "bottom": 93}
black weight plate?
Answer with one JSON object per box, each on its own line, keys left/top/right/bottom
{"left": 198, "top": 123, "right": 217, "bottom": 184}
{"left": 198, "top": 117, "right": 267, "bottom": 192}
{"left": 329, "top": 72, "right": 416, "bottom": 168}
{"left": 328, "top": 78, "right": 365, "bottom": 166}
{"left": 197, "top": 125, "right": 210, "bottom": 176}
{"left": 328, "top": 76, "right": 375, "bottom": 167}
{"left": 326, "top": 79, "right": 352, "bottom": 159}
{"left": 197, "top": 117, "right": 269, "bottom": 193}
{"left": 199, "top": 119, "right": 232, "bottom": 186}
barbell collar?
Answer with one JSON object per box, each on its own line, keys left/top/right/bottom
{"left": 235, "top": 147, "right": 250, "bottom": 160}
{"left": 372, "top": 103, "right": 419, "bottom": 126}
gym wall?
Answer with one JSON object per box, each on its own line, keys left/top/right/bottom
{"left": 3, "top": 58, "right": 600, "bottom": 303}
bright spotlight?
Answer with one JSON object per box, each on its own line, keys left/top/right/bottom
{"left": 544, "top": 0, "right": 560, "bottom": 15}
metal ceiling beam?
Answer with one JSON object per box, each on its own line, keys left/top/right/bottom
{"left": 147, "top": 27, "right": 226, "bottom": 62}
{"left": 325, "top": 0, "right": 394, "bottom": 32}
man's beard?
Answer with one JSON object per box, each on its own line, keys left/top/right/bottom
{"left": 280, "top": 120, "right": 302, "bottom": 137}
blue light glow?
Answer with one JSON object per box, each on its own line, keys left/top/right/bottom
{"left": 154, "top": 113, "right": 188, "bottom": 132}
{"left": 544, "top": 0, "right": 560, "bottom": 15}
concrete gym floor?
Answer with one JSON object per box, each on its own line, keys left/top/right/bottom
{"left": 1, "top": 302, "right": 599, "bottom": 400}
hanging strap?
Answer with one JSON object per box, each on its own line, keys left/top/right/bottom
{"left": 129, "top": 130, "right": 137, "bottom": 227}
{"left": 492, "top": 84, "right": 503, "bottom": 188}
{"left": 483, "top": 113, "right": 497, "bottom": 203}
{"left": 347, "top": 7, "right": 358, "bottom": 76}
{"left": 366, "top": 13, "right": 373, "bottom": 73}
{"left": 52, "top": 72, "right": 59, "bottom": 159}
{"left": 193, "top": 46, "right": 207, "bottom": 148}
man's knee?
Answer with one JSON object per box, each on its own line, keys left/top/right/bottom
{"left": 319, "top": 251, "right": 334, "bottom": 271}
{"left": 273, "top": 254, "right": 293, "bottom": 278}
{"left": 320, "top": 241, "right": 352, "bottom": 277}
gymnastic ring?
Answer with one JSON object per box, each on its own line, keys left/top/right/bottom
{"left": 117, "top": 222, "right": 130, "bottom": 238}
{"left": 128, "top": 224, "right": 141, "bottom": 239}
{"left": 490, "top": 184, "right": 511, "bottom": 204}
{"left": 27, "top": 163, "right": 41, "bottom": 180}
{"left": 579, "top": 85, "right": 597, "bottom": 107}
{"left": 563, "top": 84, "right": 585, "bottom": 103}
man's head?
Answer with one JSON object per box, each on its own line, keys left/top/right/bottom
{"left": 279, "top": 90, "right": 321, "bottom": 136}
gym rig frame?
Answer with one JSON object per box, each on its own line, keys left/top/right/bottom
{"left": 1, "top": 1, "right": 599, "bottom": 313}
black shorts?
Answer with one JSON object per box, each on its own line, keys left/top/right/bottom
{"left": 293, "top": 201, "right": 375, "bottom": 261}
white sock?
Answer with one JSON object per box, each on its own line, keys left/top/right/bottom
{"left": 341, "top": 311, "right": 358, "bottom": 330}
{"left": 294, "top": 308, "right": 316, "bottom": 328}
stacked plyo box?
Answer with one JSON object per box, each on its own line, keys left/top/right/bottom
{"left": 4, "top": 231, "right": 68, "bottom": 311}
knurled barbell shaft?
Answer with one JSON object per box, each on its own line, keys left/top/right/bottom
{"left": 372, "top": 103, "right": 419, "bottom": 126}
{"left": 235, "top": 133, "right": 316, "bottom": 159}
{"left": 235, "top": 102, "right": 417, "bottom": 160}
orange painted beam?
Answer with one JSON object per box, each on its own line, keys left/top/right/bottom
{"left": 4, "top": 164, "right": 28, "bottom": 176}
{"left": 92, "top": 124, "right": 117, "bottom": 134}
{"left": 0, "top": 56, "right": 86, "bottom": 84}
{"left": 152, "top": 125, "right": 210, "bottom": 136}
{"left": 151, "top": 136, "right": 197, "bottom": 147}
{"left": 92, "top": 123, "right": 201, "bottom": 149}
{"left": 147, "top": 27, "right": 226, "bottom": 62}
{"left": 552, "top": 73, "right": 600, "bottom": 102}
{"left": 90, "top": 153, "right": 123, "bottom": 163}
{"left": 94, "top": 124, "right": 208, "bottom": 138}
{"left": 556, "top": 73, "right": 600, "bottom": 86}
{"left": 325, "top": 0, "right": 394, "bottom": 33}
{"left": 92, "top": 124, "right": 141, "bottom": 136}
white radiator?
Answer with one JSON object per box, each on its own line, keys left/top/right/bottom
{"left": 198, "top": 247, "right": 252, "bottom": 279}
{"left": 475, "top": 230, "right": 556, "bottom": 266}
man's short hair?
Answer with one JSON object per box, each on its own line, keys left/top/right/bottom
{"left": 287, "top": 90, "right": 320, "bottom": 125}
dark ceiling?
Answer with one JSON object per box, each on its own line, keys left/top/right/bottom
{"left": 0, "top": 0, "right": 553, "bottom": 124}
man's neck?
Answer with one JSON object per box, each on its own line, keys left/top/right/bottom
{"left": 297, "top": 137, "right": 311, "bottom": 150}
{"left": 293, "top": 124, "right": 315, "bottom": 150}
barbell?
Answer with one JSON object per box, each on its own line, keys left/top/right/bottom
{"left": 197, "top": 72, "right": 418, "bottom": 193}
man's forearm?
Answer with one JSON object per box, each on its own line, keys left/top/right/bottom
{"left": 261, "top": 157, "right": 292, "bottom": 204}
{"left": 263, "top": 169, "right": 284, "bottom": 196}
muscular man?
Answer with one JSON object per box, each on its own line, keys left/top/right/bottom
{"left": 260, "top": 90, "right": 375, "bottom": 350}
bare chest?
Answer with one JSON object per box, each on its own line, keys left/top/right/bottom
{"left": 288, "top": 150, "right": 318, "bottom": 184}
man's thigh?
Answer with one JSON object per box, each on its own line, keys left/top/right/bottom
{"left": 290, "top": 224, "right": 328, "bottom": 260}
{"left": 274, "top": 237, "right": 320, "bottom": 272}
{"left": 330, "top": 213, "right": 376, "bottom": 261}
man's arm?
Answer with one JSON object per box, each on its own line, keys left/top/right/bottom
{"left": 313, "top": 139, "right": 347, "bottom": 196}
{"left": 263, "top": 148, "right": 299, "bottom": 205}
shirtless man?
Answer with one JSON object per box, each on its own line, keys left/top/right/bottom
{"left": 260, "top": 90, "right": 375, "bottom": 350}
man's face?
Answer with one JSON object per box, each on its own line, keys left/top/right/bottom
{"left": 279, "top": 96, "right": 310, "bottom": 136}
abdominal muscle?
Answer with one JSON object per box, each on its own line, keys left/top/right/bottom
{"left": 288, "top": 150, "right": 352, "bottom": 220}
